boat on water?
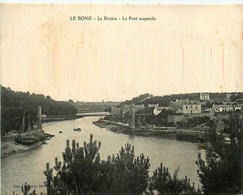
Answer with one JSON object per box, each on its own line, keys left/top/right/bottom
{"left": 15, "top": 136, "right": 39, "bottom": 145}
{"left": 14, "top": 107, "right": 54, "bottom": 145}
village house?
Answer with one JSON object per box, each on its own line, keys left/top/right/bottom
{"left": 200, "top": 92, "right": 210, "bottom": 100}
{"left": 213, "top": 104, "right": 233, "bottom": 112}
{"left": 169, "top": 99, "right": 201, "bottom": 114}
{"left": 236, "top": 99, "right": 243, "bottom": 111}
{"left": 235, "top": 105, "right": 242, "bottom": 112}
{"left": 213, "top": 103, "right": 242, "bottom": 112}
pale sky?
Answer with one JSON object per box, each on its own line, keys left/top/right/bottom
{"left": 0, "top": 4, "right": 242, "bottom": 101}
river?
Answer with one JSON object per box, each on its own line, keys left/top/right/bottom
{"left": 1, "top": 117, "right": 204, "bottom": 194}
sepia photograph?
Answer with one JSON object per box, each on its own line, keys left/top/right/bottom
{"left": 0, "top": 3, "right": 243, "bottom": 195}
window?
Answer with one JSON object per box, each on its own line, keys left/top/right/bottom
{"left": 186, "top": 106, "right": 188, "bottom": 109}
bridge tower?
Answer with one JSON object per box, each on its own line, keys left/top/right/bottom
{"left": 37, "top": 106, "right": 42, "bottom": 130}
{"left": 129, "top": 104, "right": 136, "bottom": 129}
{"left": 137, "top": 115, "right": 141, "bottom": 126}
{"left": 142, "top": 115, "right": 146, "bottom": 124}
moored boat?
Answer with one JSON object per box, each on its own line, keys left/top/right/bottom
{"left": 15, "top": 136, "right": 39, "bottom": 145}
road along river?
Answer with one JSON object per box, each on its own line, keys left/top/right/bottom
{"left": 1, "top": 117, "right": 204, "bottom": 194}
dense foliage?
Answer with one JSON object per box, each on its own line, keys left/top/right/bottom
{"left": 44, "top": 135, "right": 150, "bottom": 194}
{"left": 1, "top": 86, "right": 77, "bottom": 134}
{"left": 196, "top": 113, "right": 242, "bottom": 194}
{"left": 151, "top": 164, "right": 201, "bottom": 195}
{"left": 177, "top": 117, "right": 210, "bottom": 128}
{"left": 43, "top": 135, "right": 200, "bottom": 195}
{"left": 146, "top": 109, "right": 174, "bottom": 126}
{"left": 119, "top": 93, "right": 153, "bottom": 106}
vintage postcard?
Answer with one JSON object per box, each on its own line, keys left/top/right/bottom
{"left": 1, "top": 3, "right": 242, "bottom": 195}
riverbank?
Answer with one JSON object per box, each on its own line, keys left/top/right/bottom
{"left": 93, "top": 119, "right": 207, "bottom": 143}
{"left": 1, "top": 130, "right": 54, "bottom": 158}
{"left": 1, "top": 115, "right": 80, "bottom": 158}
{"left": 42, "top": 115, "right": 83, "bottom": 122}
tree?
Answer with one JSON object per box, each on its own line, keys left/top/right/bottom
{"left": 68, "top": 99, "right": 74, "bottom": 104}
{"left": 44, "top": 135, "right": 102, "bottom": 194}
{"left": 104, "top": 106, "right": 112, "bottom": 113}
{"left": 108, "top": 144, "right": 150, "bottom": 194}
{"left": 196, "top": 113, "right": 242, "bottom": 194}
{"left": 150, "top": 163, "right": 201, "bottom": 195}
{"left": 44, "top": 135, "right": 150, "bottom": 195}
{"left": 1, "top": 85, "right": 77, "bottom": 133}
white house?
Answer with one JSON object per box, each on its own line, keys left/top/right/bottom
{"left": 200, "top": 92, "right": 210, "bottom": 100}
{"left": 213, "top": 104, "right": 233, "bottom": 112}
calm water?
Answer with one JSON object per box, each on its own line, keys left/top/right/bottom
{"left": 1, "top": 117, "right": 204, "bottom": 194}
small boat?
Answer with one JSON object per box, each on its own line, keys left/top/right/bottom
{"left": 15, "top": 136, "right": 39, "bottom": 145}
{"left": 59, "top": 131, "right": 62, "bottom": 133}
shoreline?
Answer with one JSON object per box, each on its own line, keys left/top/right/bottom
{"left": 93, "top": 119, "right": 207, "bottom": 143}
{"left": 1, "top": 117, "right": 207, "bottom": 158}
{"left": 42, "top": 115, "right": 83, "bottom": 122}
{"left": 1, "top": 131, "right": 54, "bottom": 158}
{"left": 1, "top": 116, "right": 80, "bottom": 159}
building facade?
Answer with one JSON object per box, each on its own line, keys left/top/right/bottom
{"left": 169, "top": 99, "right": 201, "bottom": 114}
{"left": 182, "top": 104, "right": 201, "bottom": 114}
{"left": 200, "top": 92, "right": 210, "bottom": 100}
{"left": 213, "top": 104, "right": 242, "bottom": 112}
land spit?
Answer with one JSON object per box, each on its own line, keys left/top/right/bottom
{"left": 93, "top": 119, "right": 207, "bottom": 143}
{"left": 1, "top": 130, "right": 54, "bottom": 158}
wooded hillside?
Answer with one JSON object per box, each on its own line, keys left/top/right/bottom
{"left": 1, "top": 86, "right": 77, "bottom": 134}
{"left": 119, "top": 92, "right": 243, "bottom": 107}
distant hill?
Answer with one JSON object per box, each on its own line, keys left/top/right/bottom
{"left": 75, "top": 102, "right": 120, "bottom": 113}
